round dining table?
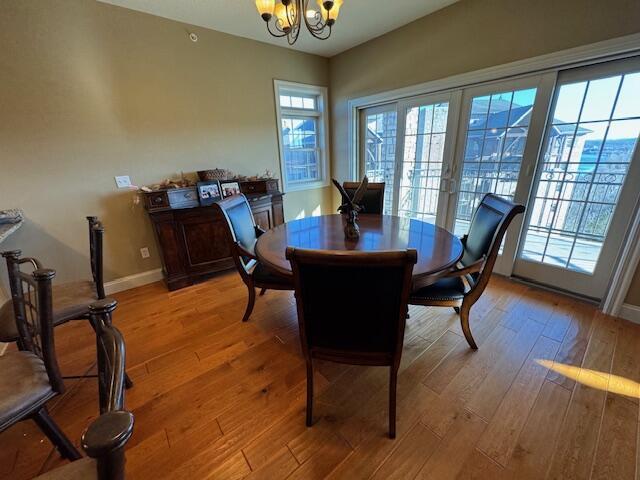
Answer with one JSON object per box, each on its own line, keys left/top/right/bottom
{"left": 255, "top": 214, "right": 464, "bottom": 283}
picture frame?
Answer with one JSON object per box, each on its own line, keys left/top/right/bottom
{"left": 196, "top": 180, "right": 222, "bottom": 206}
{"left": 220, "top": 181, "right": 241, "bottom": 198}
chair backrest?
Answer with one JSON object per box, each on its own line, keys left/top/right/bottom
{"left": 461, "top": 194, "right": 525, "bottom": 294}
{"left": 82, "top": 299, "right": 134, "bottom": 480}
{"left": 286, "top": 248, "right": 417, "bottom": 366}
{"left": 342, "top": 182, "right": 385, "bottom": 215}
{"left": 1, "top": 250, "right": 64, "bottom": 393}
{"left": 215, "top": 195, "right": 259, "bottom": 274}
{"left": 87, "top": 216, "right": 106, "bottom": 299}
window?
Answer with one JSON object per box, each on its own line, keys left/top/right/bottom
{"left": 274, "top": 81, "right": 329, "bottom": 192}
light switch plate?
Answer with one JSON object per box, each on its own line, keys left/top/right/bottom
{"left": 115, "top": 175, "right": 132, "bottom": 188}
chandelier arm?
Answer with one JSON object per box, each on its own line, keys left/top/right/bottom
{"left": 266, "top": 20, "right": 290, "bottom": 38}
{"left": 304, "top": 16, "right": 330, "bottom": 34}
{"left": 287, "top": 21, "right": 301, "bottom": 45}
{"left": 306, "top": 23, "right": 332, "bottom": 40}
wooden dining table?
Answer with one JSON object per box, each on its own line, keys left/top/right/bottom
{"left": 255, "top": 214, "right": 464, "bottom": 285}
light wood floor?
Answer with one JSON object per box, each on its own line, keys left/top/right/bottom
{"left": 2, "top": 272, "right": 640, "bottom": 479}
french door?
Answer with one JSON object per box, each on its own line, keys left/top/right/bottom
{"left": 446, "top": 75, "right": 555, "bottom": 274}
{"left": 357, "top": 56, "right": 640, "bottom": 299}
{"left": 359, "top": 92, "right": 460, "bottom": 227}
{"left": 513, "top": 58, "right": 640, "bottom": 299}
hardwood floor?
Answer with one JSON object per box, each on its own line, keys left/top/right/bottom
{"left": 2, "top": 272, "right": 640, "bottom": 479}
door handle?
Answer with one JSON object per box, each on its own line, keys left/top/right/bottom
{"left": 439, "top": 178, "right": 448, "bottom": 193}
{"left": 449, "top": 178, "right": 457, "bottom": 194}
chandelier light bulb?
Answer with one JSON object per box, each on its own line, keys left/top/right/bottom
{"left": 255, "top": 0, "right": 275, "bottom": 20}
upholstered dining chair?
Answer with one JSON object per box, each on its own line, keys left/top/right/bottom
{"left": 33, "top": 299, "right": 135, "bottom": 480}
{"left": 409, "top": 194, "right": 525, "bottom": 350}
{"left": 0, "top": 266, "right": 81, "bottom": 460}
{"left": 215, "top": 195, "right": 293, "bottom": 322}
{"left": 286, "top": 247, "right": 417, "bottom": 438}
{"left": 342, "top": 181, "right": 385, "bottom": 214}
{"left": 1, "top": 217, "right": 105, "bottom": 344}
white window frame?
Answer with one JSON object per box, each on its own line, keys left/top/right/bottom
{"left": 274, "top": 80, "right": 330, "bottom": 192}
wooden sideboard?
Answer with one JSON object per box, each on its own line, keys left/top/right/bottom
{"left": 146, "top": 193, "right": 284, "bottom": 291}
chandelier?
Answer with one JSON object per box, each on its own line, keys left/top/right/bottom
{"left": 255, "top": 0, "right": 344, "bottom": 45}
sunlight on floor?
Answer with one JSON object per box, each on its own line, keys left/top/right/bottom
{"left": 536, "top": 359, "right": 640, "bottom": 398}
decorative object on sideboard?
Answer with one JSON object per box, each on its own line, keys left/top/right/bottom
{"left": 197, "top": 169, "right": 234, "bottom": 182}
{"left": 143, "top": 179, "right": 281, "bottom": 212}
{"left": 197, "top": 181, "right": 222, "bottom": 206}
{"left": 220, "top": 181, "right": 242, "bottom": 198}
{"left": 332, "top": 176, "right": 368, "bottom": 240}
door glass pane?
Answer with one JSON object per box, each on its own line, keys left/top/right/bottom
{"left": 363, "top": 110, "right": 397, "bottom": 214}
{"left": 520, "top": 72, "right": 640, "bottom": 274}
{"left": 454, "top": 88, "right": 538, "bottom": 236}
{"left": 397, "top": 102, "right": 450, "bottom": 223}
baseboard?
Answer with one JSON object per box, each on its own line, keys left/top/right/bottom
{"left": 104, "top": 268, "right": 163, "bottom": 295}
{"left": 0, "top": 343, "right": 7, "bottom": 356}
{"left": 619, "top": 303, "right": 640, "bottom": 324}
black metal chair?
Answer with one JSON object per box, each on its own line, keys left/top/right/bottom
{"left": 215, "top": 195, "right": 293, "bottom": 322}
{"left": 409, "top": 194, "right": 525, "bottom": 350}
{"left": 0, "top": 217, "right": 106, "bottom": 344}
{"left": 0, "top": 266, "right": 81, "bottom": 461}
{"left": 34, "top": 299, "right": 135, "bottom": 480}
{"left": 342, "top": 181, "right": 385, "bottom": 214}
{"left": 286, "top": 247, "right": 417, "bottom": 438}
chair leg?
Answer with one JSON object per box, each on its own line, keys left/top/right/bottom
{"left": 460, "top": 304, "right": 478, "bottom": 350}
{"left": 453, "top": 306, "right": 460, "bottom": 314}
{"left": 32, "top": 408, "right": 82, "bottom": 460}
{"left": 259, "top": 287, "right": 267, "bottom": 296}
{"left": 389, "top": 367, "right": 398, "bottom": 439}
{"left": 306, "top": 360, "right": 314, "bottom": 427}
{"left": 242, "top": 282, "right": 256, "bottom": 322}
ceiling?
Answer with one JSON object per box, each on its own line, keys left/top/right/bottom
{"left": 98, "top": 0, "right": 459, "bottom": 57}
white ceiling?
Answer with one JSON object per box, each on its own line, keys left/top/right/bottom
{"left": 98, "top": 0, "right": 459, "bottom": 57}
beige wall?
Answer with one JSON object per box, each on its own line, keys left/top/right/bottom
{"left": 0, "top": 0, "right": 330, "bottom": 290}
{"left": 329, "top": 0, "right": 640, "bottom": 305}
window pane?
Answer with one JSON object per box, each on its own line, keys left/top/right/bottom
{"left": 613, "top": 73, "right": 640, "bottom": 119}
{"left": 553, "top": 82, "right": 587, "bottom": 124}
{"left": 279, "top": 95, "right": 291, "bottom": 107}
{"left": 509, "top": 89, "right": 537, "bottom": 126}
{"left": 469, "top": 95, "right": 490, "bottom": 130}
{"left": 282, "top": 116, "right": 320, "bottom": 183}
{"left": 281, "top": 93, "right": 317, "bottom": 110}
{"left": 364, "top": 110, "right": 397, "bottom": 214}
{"left": 398, "top": 102, "right": 450, "bottom": 223}
{"left": 579, "top": 75, "right": 621, "bottom": 122}
{"left": 487, "top": 92, "right": 513, "bottom": 129}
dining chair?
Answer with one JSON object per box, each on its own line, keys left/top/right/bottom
{"left": 409, "top": 194, "right": 525, "bottom": 350}
{"left": 215, "top": 194, "right": 293, "bottom": 322}
{"left": 33, "top": 299, "right": 134, "bottom": 480}
{"left": 342, "top": 181, "right": 385, "bottom": 214}
{"left": 1, "top": 217, "right": 105, "bottom": 343}
{"left": 0, "top": 266, "right": 81, "bottom": 460}
{"left": 286, "top": 247, "right": 417, "bottom": 438}
{"left": 1, "top": 251, "right": 134, "bottom": 389}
